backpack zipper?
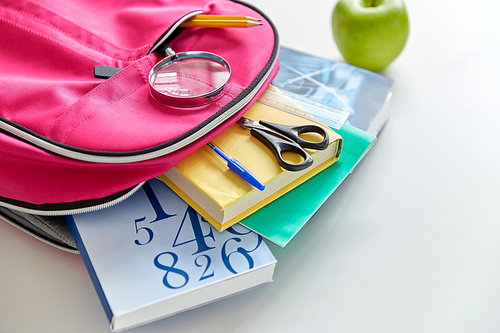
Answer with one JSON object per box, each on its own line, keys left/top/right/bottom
{"left": 0, "top": 182, "right": 144, "bottom": 216}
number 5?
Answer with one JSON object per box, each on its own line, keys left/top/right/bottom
{"left": 134, "top": 217, "right": 153, "bottom": 246}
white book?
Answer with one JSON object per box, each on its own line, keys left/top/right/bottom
{"left": 67, "top": 178, "right": 276, "bottom": 332}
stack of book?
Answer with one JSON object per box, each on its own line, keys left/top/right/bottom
{"left": 67, "top": 46, "right": 393, "bottom": 331}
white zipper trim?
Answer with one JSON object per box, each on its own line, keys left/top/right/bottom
{"left": 0, "top": 56, "right": 278, "bottom": 164}
{"left": 1, "top": 182, "right": 144, "bottom": 216}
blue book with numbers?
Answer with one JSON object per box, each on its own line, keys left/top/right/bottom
{"left": 66, "top": 178, "right": 276, "bottom": 332}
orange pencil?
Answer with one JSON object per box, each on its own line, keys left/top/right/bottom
{"left": 180, "top": 20, "right": 262, "bottom": 28}
{"left": 180, "top": 15, "right": 263, "bottom": 28}
{"left": 190, "top": 14, "right": 261, "bottom": 22}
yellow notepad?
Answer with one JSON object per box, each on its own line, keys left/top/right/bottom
{"left": 160, "top": 96, "right": 342, "bottom": 231}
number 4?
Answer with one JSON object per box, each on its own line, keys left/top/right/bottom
{"left": 173, "top": 206, "right": 215, "bottom": 255}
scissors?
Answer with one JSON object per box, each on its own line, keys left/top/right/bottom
{"left": 236, "top": 117, "right": 329, "bottom": 171}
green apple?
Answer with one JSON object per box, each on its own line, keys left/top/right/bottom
{"left": 332, "top": 0, "right": 409, "bottom": 71}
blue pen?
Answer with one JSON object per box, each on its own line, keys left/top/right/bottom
{"left": 207, "top": 141, "right": 265, "bottom": 191}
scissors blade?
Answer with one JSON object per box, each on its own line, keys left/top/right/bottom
{"left": 236, "top": 117, "right": 259, "bottom": 129}
{"left": 237, "top": 117, "right": 314, "bottom": 171}
{"left": 237, "top": 117, "right": 296, "bottom": 143}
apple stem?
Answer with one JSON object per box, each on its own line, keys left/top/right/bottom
{"left": 371, "top": 0, "right": 376, "bottom": 6}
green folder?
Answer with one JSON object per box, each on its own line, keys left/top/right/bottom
{"left": 240, "top": 124, "right": 376, "bottom": 247}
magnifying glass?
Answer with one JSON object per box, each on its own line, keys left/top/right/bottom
{"left": 149, "top": 46, "right": 231, "bottom": 108}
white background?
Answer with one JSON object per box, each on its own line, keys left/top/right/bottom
{"left": 2, "top": 0, "right": 500, "bottom": 332}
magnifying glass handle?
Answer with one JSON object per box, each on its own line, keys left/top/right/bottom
{"left": 162, "top": 45, "right": 176, "bottom": 58}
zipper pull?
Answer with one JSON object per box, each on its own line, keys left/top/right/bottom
{"left": 94, "top": 65, "right": 122, "bottom": 79}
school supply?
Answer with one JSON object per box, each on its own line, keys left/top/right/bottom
{"left": 160, "top": 91, "right": 342, "bottom": 231}
{"left": 189, "top": 15, "right": 261, "bottom": 22}
{"left": 257, "top": 83, "right": 351, "bottom": 129}
{"left": 67, "top": 178, "right": 276, "bottom": 332}
{"left": 236, "top": 117, "right": 330, "bottom": 171}
{"left": 148, "top": 45, "right": 232, "bottom": 108}
{"left": 180, "top": 14, "right": 262, "bottom": 28}
{"left": 207, "top": 141, "right": 266, "bottom": 191}
{"left": 0, "top": 0, "right": 279, "bottom": 214}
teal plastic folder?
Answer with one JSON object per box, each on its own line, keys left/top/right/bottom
{"left": 240, "top": 124, "right": 376, "bottom": 247}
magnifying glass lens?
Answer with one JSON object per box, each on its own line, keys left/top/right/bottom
{"left": 152, "top": 58, "right": 229, "bottom": 97}
{"left": 149, "top": 52, "right": 231, "bottom": 108}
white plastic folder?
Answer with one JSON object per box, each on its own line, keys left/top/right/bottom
{"left": 67, "top": 178, "right": 276, "bottom": 332}
{"left": 270, "top": 46, "right": 394, "bottom": 132}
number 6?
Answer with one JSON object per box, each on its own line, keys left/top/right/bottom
{"left": 221, "top": 236, "right": 263, "bottom": 274}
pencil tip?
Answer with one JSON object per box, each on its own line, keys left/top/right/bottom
{"left": 248, "top": 22, "right": 263, "bottom": 28}
{"left": 247, "top": 16, "right": 262, "bottom": 22}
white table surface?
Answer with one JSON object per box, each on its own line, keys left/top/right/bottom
{"left": 2, "top": 0, "right": 500, "bottom": 332}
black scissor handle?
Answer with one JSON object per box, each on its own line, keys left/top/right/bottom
{"left": 250, "top": 128, "right": 314, "bottom": 171}
{"left": 259, "top": 120, "right": 329, "bottom": 150}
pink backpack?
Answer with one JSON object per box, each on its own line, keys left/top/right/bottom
{"left": 0, "top": 0, "right": 279, "bottom": 214}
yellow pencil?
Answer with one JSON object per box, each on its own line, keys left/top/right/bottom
{"left": 190, "top": 14, "right": 261, "bottom": 22}
{"left": 179, "top": 15, "right": 263, "bottom": 28}
{"left": 180, "top": 20, "right": 262, "bottom": 28}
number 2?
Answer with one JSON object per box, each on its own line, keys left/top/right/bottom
{"left": 194, "top": 255, "right": 214, "bottom": 281}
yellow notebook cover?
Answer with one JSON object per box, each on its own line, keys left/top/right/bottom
{"left": 160, "top": 93, "right": 342, "bottom": 231}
